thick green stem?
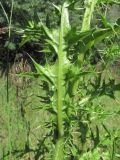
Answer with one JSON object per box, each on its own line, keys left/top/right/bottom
{"left": 57, "top": 57, "right": 64, "bottom": 138}
{"left": 53, "top": 5, "right": 65, "bottom": 160}
{"left": 78, "top": 0, "right": 97, "bottom": 62}
{"left": 81, "top": 0, "right": 98, "bottom": 31}
{"left": 54, "top": 4, "right": 71, "bottom": 159}
{"left": 54, "top": 138, "right": 64, "bottom": 160}
{"left": 57, "top": 5, "right": 65, "bottom": 139}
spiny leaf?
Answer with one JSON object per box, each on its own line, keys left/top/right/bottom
{"left": 62, "top": 2, "right": 71, "bottom": 35}
{"left": 64, "top": 0, "right": 80, "bottom": 8}
{"left": 52, "top": 3, "right": 61, "bottom": 14}
{"left": 45, "top": 39, "right": 58, "bottom": 53}
{"left": 42, "top": 24, "right": 58, "bottom": 44}
{"left": 28, "top": 54, "right": 55, "bottom": 85}
{"left": 67, "top": 71, "right": 99, "bottom": 96}
{"left": 67, "top": 18, "right": 120, "bottom": 54}
{"left": 17, "top": 72, "right": 39, "bottom": 78}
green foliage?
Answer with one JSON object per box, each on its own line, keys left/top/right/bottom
{"left": 98, "top": 0, "right": 120, "bottom": 5}
{"left": 0, "top": 0, "right": 64, "bottom": 27}
{"left": 102, "top": 44, "right": 120, "bottom": 63}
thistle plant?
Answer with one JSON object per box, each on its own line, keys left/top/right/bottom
{"left": 19, "top": 0, "right": 120, "bottom": 159}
